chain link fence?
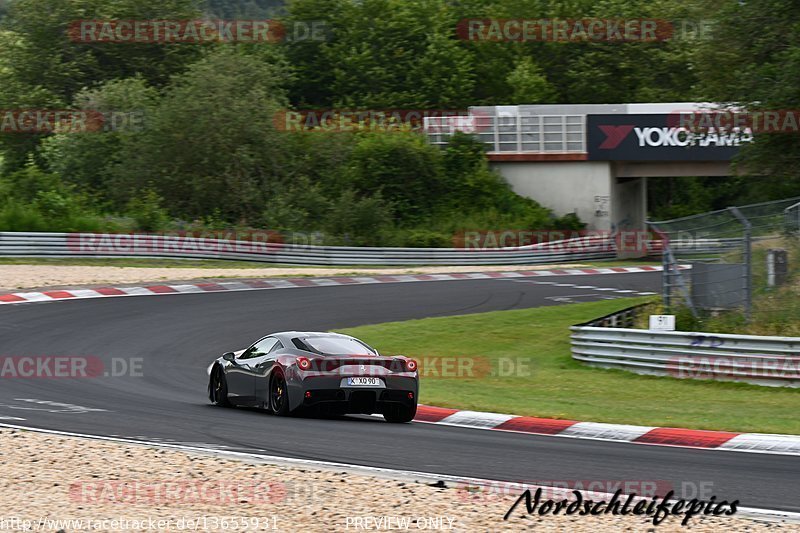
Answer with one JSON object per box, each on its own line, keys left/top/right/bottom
{"left": 648, "top": 196, "right": 800, "bottom": 323}
{"left": 785, "top": 200, "right": 800, "bottom": 234}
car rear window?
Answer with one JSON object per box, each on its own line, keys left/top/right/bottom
{"left": 295, "top": 336, "right": 375, "bottom": 355}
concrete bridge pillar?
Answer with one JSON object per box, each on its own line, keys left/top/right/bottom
{"left": 490, "top": 160, "right": 646, "bottom": 234}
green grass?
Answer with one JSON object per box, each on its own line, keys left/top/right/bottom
{"left": 338, "top": 298, "right": 800, "bottom": 435}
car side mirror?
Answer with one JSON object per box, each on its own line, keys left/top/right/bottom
{"left": 222, "top": 352, "right": 236, "bottom": 362}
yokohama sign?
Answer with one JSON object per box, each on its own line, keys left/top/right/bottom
{"left": 587, "top": 114, "right": 753, "bottom": 161}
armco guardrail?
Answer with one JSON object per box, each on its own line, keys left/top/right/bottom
{"left": 570, "top": 322, "right": 800, "bottom": 387}
{"left": 0, "top": 232, "right": 618, "bottom": 266}
{"left": 578, "top": 303, "right": 648, "bottom": 328}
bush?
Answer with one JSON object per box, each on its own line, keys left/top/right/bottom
{"left": 126, "top": 190, "right": 170, "bottom": 233}
{"left": 258, "top": 177, "right": 331, "bottom": 232}
{"left": 551, "top": 212, "right": 586, "bottom": 231}
{"left": 0, "top": 200, "right": 111, "bottom": 232}
{"left": 345, "top": 132, "right": 445, "bottom": 225}
{"left": 396, "top": 229, "right": 453, "bottom": 248}
{"left": 34, "top": 190, "right": 75, "bottom": 220}
{"left": 0, "top": 203, "right": 49, "bottom": 231}
{"left": 0, "top": 162, "right": 111, "bottom": 232}
{"left": 2, "top": 162, "right": 64, "bottom": 203}
{"left": 322, "top": 190, "right": 393, "bottom": 246}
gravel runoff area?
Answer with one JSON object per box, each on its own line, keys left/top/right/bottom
{"left": 0, "top": 428, "right": 793, "bottom": 532}
{"left": 0, "top": 264, "right": 593, "bottom": 291}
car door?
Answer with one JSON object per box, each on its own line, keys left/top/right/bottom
{"left": 253, "top": 339, "right": 285, "bottom": 400}
{"left": 226, "top": 337, "right": 279, "bottom": 404}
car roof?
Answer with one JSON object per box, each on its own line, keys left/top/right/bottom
{"left": 269, "top": 331, "right": 353, "bottom": 341}
{"left": 257, "top": 331, "right": 376, "bottom": 355}
{"left": 268, "top": 331, "right": 349, "bottom": 337}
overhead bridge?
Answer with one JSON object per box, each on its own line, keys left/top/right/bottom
{"left": 427, "top": 103, "right": 751, "bottom": 244}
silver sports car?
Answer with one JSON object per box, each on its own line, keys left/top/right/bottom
{"left": 208, "top": 331, "right": 419, "bottom": 423}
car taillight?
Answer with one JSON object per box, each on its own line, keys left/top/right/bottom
{"left": 297, "top": 357, "right": 311, "bottom": 371}
{"left": 406, "top": 359, "right": 417, "bottom": 372}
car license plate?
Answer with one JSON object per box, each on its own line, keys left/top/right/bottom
{"left": 347, "top": 377, "right": 382, "bottom": 386}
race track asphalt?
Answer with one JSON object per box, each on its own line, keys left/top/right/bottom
{"left": 0, "top": 271, "right": 797, "bottom": 512}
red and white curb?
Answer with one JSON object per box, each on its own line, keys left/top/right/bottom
{"left": 0, "top": 265, "right": 662, "bottom": 305}
{"left": 413, "top": 406, "right": 800, "bottom": 456}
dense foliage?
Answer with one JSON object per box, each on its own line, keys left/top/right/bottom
{"left": 0, "top": 0, "right": 797, "bottom": 239}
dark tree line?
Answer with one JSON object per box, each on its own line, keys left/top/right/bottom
{"left": 0, "top": 0, "right": 797, "bottom": 237}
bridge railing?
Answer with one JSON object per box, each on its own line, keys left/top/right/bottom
{"left": 426, "top": 112, "right": 586, "bottom": 154}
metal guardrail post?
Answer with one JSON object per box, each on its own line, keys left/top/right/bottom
{"left": 661, "top": 243, "right": 671, "bottom": 313}
{"left": 671, "top": 249, "right": 698, "bottom": 319}
{"left": 649, "top": 225, "right": 672, "bottom": 313}
{"left": 728, "top": 206, "right": 752, "bottom": 322}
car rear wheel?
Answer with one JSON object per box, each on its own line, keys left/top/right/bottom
{"left": 210, "top": 368, "right": 231, "bottom": 407}
{"left": 270, "top": 370, "right": 290, "bottom": 416}
{"left": 383, "top": 403, "right": 417, "bottom": 423}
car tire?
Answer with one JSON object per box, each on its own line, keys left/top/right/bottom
{"left": 270, "top": 370, "right": 291, "bottom": 416}
{"left": 383, "top": 403, "right": 417, "bottom": 423}
{"left": 210, "top": 368, "right": 231, "bottom": 407}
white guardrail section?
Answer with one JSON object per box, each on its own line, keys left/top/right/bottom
{"left": 0, "top": 232, "right": 618, "bottom": 266}
{"left": 570, "top": 326, "right": 800, "bottom": 387}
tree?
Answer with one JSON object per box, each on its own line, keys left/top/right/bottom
{"left": 40, "top": 76, "right": 159, "bottom": 200}
{"left": 0, "top": 0, "right": 204, "bottom": 171}
{"left": 0, "top": 0, "right": 203, "bottom": 102}
{"left": 109, "top": 47, "right": 292, "bottom": 222}
{"left": 457, "top": 0, "right": 705, "bottom": 105}
{"left": 203, "top": 0, "right": 285, "bottom": 18}
{"left": 506, "top": 57, "right": 556, "bottom": 103}
{"left": 694, "top": 0, "right": 800, "bottom": 190}
{"left": 345, "top": 130, "right": 446, "bottom": 224}
{"left": 284, "top": 0, "right": 475, "bottom": 108}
